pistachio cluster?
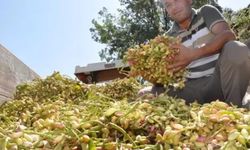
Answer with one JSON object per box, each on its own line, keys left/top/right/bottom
{"left": 124, "top": 35, "right": 186, "bottom": 88}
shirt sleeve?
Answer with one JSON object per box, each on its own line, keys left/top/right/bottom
{"left": 200, "top": 5, "right": 226, "bottom": 31}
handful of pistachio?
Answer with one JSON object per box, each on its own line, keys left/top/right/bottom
{"left": 124, "top": 35, "right": 186, "bottom": 88}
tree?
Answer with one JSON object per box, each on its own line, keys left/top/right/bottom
{"left": 223, "top": 5, "right": 250, "bottom": 42}
{"left": 90, "top": 0, "right": 222, "bottom": 62}
{"left": 90, "top": 0, "right": 160, "bottom": 62}
{"left": 231, "top": 6, "right": 250, "bottom": 42}
{"left": 192, "top": 0, "right": 222, "bottom": 12}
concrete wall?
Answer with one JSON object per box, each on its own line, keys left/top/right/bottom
{"left": 0, "top": 44, "right": 39, "bottom": 105}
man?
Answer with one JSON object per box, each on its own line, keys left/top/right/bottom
{"left": 141, "top": 0, "right": 250, "bottom": 107}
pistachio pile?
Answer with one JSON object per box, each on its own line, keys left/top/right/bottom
{"left": 0, "top": 73, "right": 250, "bottom": 149}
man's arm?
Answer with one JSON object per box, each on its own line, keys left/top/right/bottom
{"left": 168, "top": 21, "right": 236, "bottom": 72}
{"left": 191, "top": 22, "right": 236, "bottom": 60}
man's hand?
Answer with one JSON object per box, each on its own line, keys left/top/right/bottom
{"left": 128, "top": 59, "right": 137, "bottom": 66}
{"left": 167, "top": 43, "right": 195, "bottom": 72}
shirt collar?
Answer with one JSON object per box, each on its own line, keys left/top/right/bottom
{"left": 172, "top": 8, "right": 197, "bottom": 33}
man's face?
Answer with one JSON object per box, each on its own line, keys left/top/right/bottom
{"left": 162, "top": 0, "right": 192, "bottom": 23}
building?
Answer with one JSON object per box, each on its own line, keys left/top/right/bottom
{"left": 74, "top": 60, "right": 129, "bottom": 84}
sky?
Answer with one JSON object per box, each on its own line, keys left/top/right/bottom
{"left": 0, "top": 0, "right": 249, "bottom": 79}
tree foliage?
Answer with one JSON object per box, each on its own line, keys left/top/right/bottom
{"left": 223, "top": 5, "right": 250, "bottom": 42}
{"left": 193, "top": 0, "right": 222, "bottom": 12}
{"left": 90, "top": 0, "right": 160, "bottom": 62}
